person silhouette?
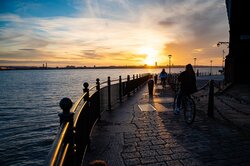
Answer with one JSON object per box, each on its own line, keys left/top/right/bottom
{"left": 159, "top": 68, "right": 168, "bottom": 88}
{"left": 175, "top": 64, "right": 197, "bottom": 114}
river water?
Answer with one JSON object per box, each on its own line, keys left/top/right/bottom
{"left": 0, "top": 67, "right": 221, "bottom": 165}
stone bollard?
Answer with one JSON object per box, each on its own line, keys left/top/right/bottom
{"left": 148, "top": 79, "right": 154, "bottom": 96}
{"left": 58, "top": 97, "right": 74, "bottom": 125}
{"left": 154, "top": 74, "right": 158, "bottom": 84}
{"left": 208, "top": 80, "right": 214, "bottom": 118}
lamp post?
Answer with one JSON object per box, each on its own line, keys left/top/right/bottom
{"left": 217, "top": 41, "right": 229, "bottom": 75}
{"left": 193, "top": 57, "right": 197, "bottom": 70}
{"left": 210, "top": 60, "right": 213, "bottom": 75}
{"left": 168, "top": 55, "right": 172, "bottom": 74}
{"left": 217, "top": 41, "right": 229, "bottom": 48}
{"left": 222, "top": 49, "right": 225, "bottom": 69}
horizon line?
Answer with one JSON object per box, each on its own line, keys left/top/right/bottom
{"left": 0, "top": 65, "right": 222, "bottom": 70}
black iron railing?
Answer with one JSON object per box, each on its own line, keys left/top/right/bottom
{"left": 45, "top": 73, "right": 152, "bottom": 166}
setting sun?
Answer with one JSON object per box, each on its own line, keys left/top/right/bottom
{"left": 139, "top": 47, "right": 158, "bottom": 66}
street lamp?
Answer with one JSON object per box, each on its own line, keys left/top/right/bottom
{"left": 193, "top": 57, "right": 197, "bottom": 70}
{"left": 222, "top": 49, "right": 225, "bottom": 69}
{"left": 217, "top": 41, "right": 228, "bottom": 75}
{"left": 210, "top": 60, "right": 213, "bottom": 75}
{"left": 168, "top": 55, "right": 172, "bottom": 74}
{"left": 217, "top": 41, "right": 229, "bottom": 48}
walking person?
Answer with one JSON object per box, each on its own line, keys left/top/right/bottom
{"left": 159, "top": 69, "right": 168, "bottom": 88}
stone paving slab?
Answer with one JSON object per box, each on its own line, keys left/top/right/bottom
{"left": 138, "top": 104, "right": 157, "bottom": 112}
{"left": 84, "top": 83, "right": 250, "bottom": 166}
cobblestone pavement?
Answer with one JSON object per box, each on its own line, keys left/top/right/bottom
{"left": 194, "top": 82, "right": 250, "bottom": 134}
{"left": 214, "top": 84, "right": 250, "bottom": 133}
{"left": 84, "top": 83, "right": 250, "bottom": 166}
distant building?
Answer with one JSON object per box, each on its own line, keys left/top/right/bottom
{"left": 155, "top": 62, "right": 157, "bottom": 67}
{"left": 66, "top": 65, "right": 76, "bottom": 69}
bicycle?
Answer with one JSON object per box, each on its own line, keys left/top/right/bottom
{"left": 173, "top": 84, "right": 196, "bottom": 124}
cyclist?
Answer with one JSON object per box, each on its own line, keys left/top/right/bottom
{"left": 175, "top": 64, "right": 197, "bottom": 114}
{"left": 159, "top": 69, "right": 168, "bottom": 88}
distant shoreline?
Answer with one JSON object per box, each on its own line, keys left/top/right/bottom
{"left": 0, "top": 65, "right": 222, "bottom": 71}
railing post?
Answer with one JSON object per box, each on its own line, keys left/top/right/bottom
{"left": 133, "top": 75, "right": 135, "bottom": 93}
{"left": 96, "top": 78, "right": 101, "bottom": 119}
{"left": 136, "top": 74, "right": 139, "bottom": 90}
{"left": 83, "top": 82, "right": 89, "bottom": 101}
{"left": 59, "top": 97, "right": 74, "bottom": 125}
{"left": 127, "top": 75, "right": 130, "bottom": 97}
{"left": 119, "top": 76, "right": 122, "bottom": 103}
{"left": 83, "top": 82, "right": 91, "bottom": 155}
{"left": 208, "top": 80, "right": 214, "bottom": 118}
{"left": 107, "top": 76, "right": 112, "bottom": 111}
{"left": 58, "top": 97, "right": 74, "bottom": 165}
{"left": 96, "top": 78, "right": 100, "bottom": 91}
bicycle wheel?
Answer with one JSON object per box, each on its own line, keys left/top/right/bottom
{"left": 183, "top": 96, "right": 196, "bottom": 124}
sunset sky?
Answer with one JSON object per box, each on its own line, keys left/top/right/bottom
{"left": 0, "top": 0, "right": 229, "bottom": 67}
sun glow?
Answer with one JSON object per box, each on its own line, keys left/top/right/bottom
{"left": 139, "top": 47, "right": 158, "bottom": 66}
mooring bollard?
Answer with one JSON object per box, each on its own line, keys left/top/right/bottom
{"left": 154, "top": 74, "right": 158, "bottom": 84}
{"left": 148, "top": 79, "right": 154, "bottom": 96}
{"left": 208, "top": 80, "right": 214, "bottom": 118}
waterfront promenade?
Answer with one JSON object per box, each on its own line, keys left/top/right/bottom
{"left": 84, "top": 77, "right": 250, "bottom": 166}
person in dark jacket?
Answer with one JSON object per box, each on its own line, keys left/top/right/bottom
{"left": 175, "top": 64, "right": 197, "bottom": 114}
{"left": 159, "top": 68, "right": 168, "bottom": 88}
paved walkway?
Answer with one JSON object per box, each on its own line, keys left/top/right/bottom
{"left": 84, "top": 82, "right": 250, "bottom": 166}
{"left": 194, "top": 80, "right": 250, "bottom": 133}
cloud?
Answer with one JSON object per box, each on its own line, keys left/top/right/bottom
{"left": 80, "top": 50, "right": 102, "bottom": 59}
{"left": 158, "top": 19, "right": 176, "bottom": 27}
{"left": 0, "top": 14, "right": 23, "bottom": 22}
{"left": 184, "top": 1, "right": 228, "bottom": 40}
{"left": 19, "top": 48, "right": 36, "bottom": 51}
